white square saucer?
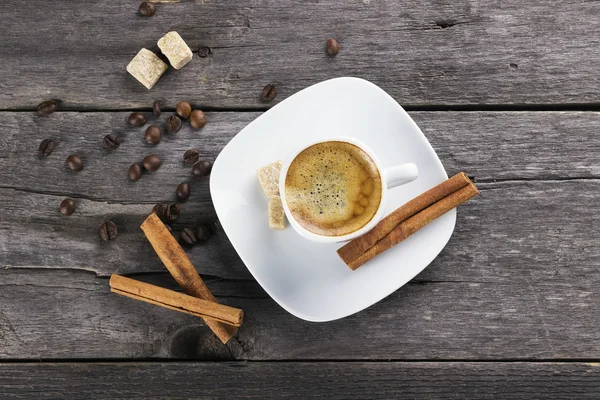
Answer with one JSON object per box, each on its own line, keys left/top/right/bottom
{"left": 210, "top": 77, "right": 454, "bottom": 322}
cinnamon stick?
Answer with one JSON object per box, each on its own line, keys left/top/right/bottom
{"left": 338, "top": 172, "right": 473, "bottom": 265}
{"left": 140, "top": 213, "right": 238, "bottom": 343}
{"left": 338, "top": 173, "right": 479, "bottom": 270}
{"left": 110, "top": 275, "right": 244, "bottom": 327}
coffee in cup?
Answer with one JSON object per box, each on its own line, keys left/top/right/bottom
{"left": 284, "top": 141, "right": 383, "bottom": 236}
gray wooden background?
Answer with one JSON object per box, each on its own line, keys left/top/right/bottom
{"left": 1, "top": 0, "right": 599, "bottom": 398}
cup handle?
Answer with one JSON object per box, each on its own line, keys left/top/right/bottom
{"left": 384, "top": 163, "right": 418, "bottom": 189}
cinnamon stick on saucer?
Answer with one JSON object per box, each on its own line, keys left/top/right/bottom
{"left": 141, "top": 213, "right": 238, "bottom": 344}
{"left": 337, "top": 172, "right": 479, "bottom": 270}
{"left": 110, "top": 275, "right": 244, "bottom": 327}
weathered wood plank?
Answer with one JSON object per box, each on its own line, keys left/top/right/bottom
{"left": 3, "top": 111, "right": 600, "bottom": 197}
{"left": 1, "top": 362, "right": 599, "bottom": 399}
{"left": 1, "top": 0, "right": 599, "bottom": 107}
{"left": 0, "top": 267, "right": 597, "bottom": 360}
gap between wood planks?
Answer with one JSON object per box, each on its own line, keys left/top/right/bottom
{"left": 0, "top": 359, "right": 599, "bottom": 364}
{"left": 2, "top": 104, "right": 600, "bottom": 112}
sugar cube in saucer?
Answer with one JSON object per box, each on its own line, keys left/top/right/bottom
{"left": 269, "top": 196, "right": 286, "bottom": 230}
{"left": 257, "top": 160, "right": 282, "bottom": 198}
{"left": 157, "top": 31, "right": 193, "bottom": 70}
{"left": 126, "top": 48, "right": 168, "bottom": 90}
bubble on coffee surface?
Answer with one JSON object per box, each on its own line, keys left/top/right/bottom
{"left": 284, "top": 141, "right": 382, "bottom": 236}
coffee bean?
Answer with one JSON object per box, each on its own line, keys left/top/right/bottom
{"left": 192, "top": 160, "right": 212, "bottom": 176}
{"left": 36, "top": 99, "right": 59, "bottom": 116}
{"left": 183, "top": 149, "right": 199, "bottom": 166}
{"left": 176, "top": 101, "right": 192, "bottom": 119}
{"left": 142, "top": 154, "right": 161, "bottom": 172}
{"left": 38, "top": 139, "right": 55, "bottom": 157}
{"left": 195, "top": 223, "right": 213, "bottom": 241}
{"left": 152, "top": 100, "right": 161, "bottom": 117}
{"left": 103, "top": 134, "right": 120, "bottom": 149}
{"left": 165, "top": 224, "right": 172, "bottom": 232}
{"left": 128, "top": 112, "right": 146, "bottom": 127}
{"left": 59, "top": 198, "right": 76, "bottom": 216}
{"left": 180, "top": 228, "right": 197, "bottom": 246}
{"left": 153, "top": 203, "right": 167, "bottom": 220}
{"left": 165, "top": 203, "right": 180, "bottom": 221}
{"left": 165, "top": 115, "right": 182, "bottom": 133}
{"left": 189, "top": 110, "right": 206, "bottom": 129}
{"left": 326, "top": 38, "right": 339, "bottom": 56}
{"left": 66, "top": 155, "right": 83, "bottom": 171}
{"left": 145, "top": 125, "right": 161, "bottom": 145}
{"left": 139, "top": 2, "right": 155, "bottom": 17}
{"left": 176, "top": 182, "right": 191, "bottom": 202}
{"left": 99, "top": 221, "right": 118, "bottom": 241}
{"left": 197, "top": 46, "right": 212, "bottom": 58}
{"left": 128, "top": 163, "right": 143, "bottom": 181}
{"left": 261, "top": 84, "right": 277, "bottom": 102}
{"left": 154, "top": 203, "right": 181, "bottom": 222}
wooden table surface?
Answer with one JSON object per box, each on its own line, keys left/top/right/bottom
{"left": 1, "top": 1, "right": 599, "bottom": 398}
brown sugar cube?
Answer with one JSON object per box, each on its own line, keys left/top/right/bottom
{"left": 126, "top": 48, "right": 168, "bottom": 90}
{"left": 268, "top": 196, "right": 286, "bottom": 230}
{"left": 256, "top": 160, "right": 282, "bottom": 198}
{"left": 157, "top": 31, "right": 193, "bottom": 70}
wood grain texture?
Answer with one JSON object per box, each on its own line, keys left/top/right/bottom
{"left": 1, "top": 362, "right": 599, "bottom": 399}
{"left": 1, "top": 1, "right": 600, "bottom": 108}
{"left": 0, "top": 266, "right": 598, "bottom": 360}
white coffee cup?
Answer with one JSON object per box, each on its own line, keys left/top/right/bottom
{"left": 279, "top": 137, "right": 418, "bottom": 243}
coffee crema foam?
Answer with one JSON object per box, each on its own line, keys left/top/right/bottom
{"left": 284, "top": 141, "right": 382, "bottom": 236}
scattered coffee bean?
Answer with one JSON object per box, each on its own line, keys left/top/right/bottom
{"left": 128, "top": 163, "right": 143, "bottom": 181}
{"left": 152, "top": 203, "right": 180, "bottom": 221}
{"left": 59, "top": 198, "right": 76, "bottom": 216}
{"left": 260, "top": 84, "right": 277, "bottom": 102}
{"left": 139, "top": 2, "right": 155, "bottom": 17}
{"left": 180, "top": 228, "right": 197, "bottom": 246}
{"left": 99, "top": 221, "right": 118, "bottom": 241}
{"left": 152, "top": 100, "right": 161, "bottom": 117}
{"left": 128, "top": 112, "right": 146, "bottom": 127}
{"left": 165, "top": 224, "right": 172, "bottom": 232}
{"left": 326, "top": 38, "right": 340, "bottom": 56}
{"left": 36, "top": 99, "right": 59, "bottom": 116}
{"left": 66, "top": 155, "right": 83, "bottom": 171}
{"left": 103, "top": 134, "right": 120, "bottom": 149}
{"left": 176, "top": 101, "right": 192, "bottom": 119}
{"left": 38, "top": 139, "right": 55, "bottom": 157}
{"left": 145, "top": 125, "right": 161, "bottom": 145}
{"left": 183, "top": 149, "right": 200, "bottom": 165}
{"left": 153, "top": 203, "right": 167, "bottom": 219}
{"left": 189, "top": 110, "right": 206, "bottom": 129}
{"left": 197, "top": 46, "right": 212, "bottom": 58}
{"left": 165, "top": 115, "right": 182, "bottom": 133}
{"left": 166, "top": 203, "right": 180, "bottom": 221}
{"left": 195, "top": 223, "right": 213, "bottom": 241}
{"left": 176, "top": 182, "right": 191, "bottom": 202}
{"left": 142, "top": 154, "right": 161, "bottom": 172}
{"left": 192, "top": 160, "right": 212, "bottom": 176}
